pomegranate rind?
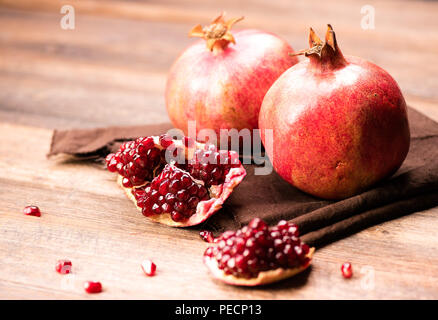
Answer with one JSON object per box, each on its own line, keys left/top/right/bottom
{"left": 204, "top": 247, "right": 314, "bottom": 286}
{"left": 115, "top": 137, "right": 246, "bottom": 227}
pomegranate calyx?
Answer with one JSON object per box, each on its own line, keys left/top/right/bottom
{"left": 290, "top": 24, "right": 347, "bottom": 72}
{"left": 189, "top": 12, "right": 244, "bottom": 52}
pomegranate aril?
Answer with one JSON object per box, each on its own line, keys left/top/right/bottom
{"left": 106, "top": 154, "right": 118, "bottom": 172}
{"left": 105, "top": 153, "right": 114, "bottom": 162}
{"left": 55, "top": 259, "right": 72, "bottom": 274}
{"left": 187, "top": 197, "right": 199, "bottom": 209}
{"left": 122, "top": 177, "right": 133, "bottom": 188}
{"left": 249, "top": 218, "right": 267, "bottom": 231}
{"left": 159, "top": 134, "right": 173, "bottom": 148}
{"left": 171, "top": 211, "right": 184, "bottom": 222}
{"left": 141, "top": 259, "right": 156, "bottom": 276}
{"left": 188, "top": 184, "right": 198, "bottom": 195}
{"left": 23, "top": 205, "right": 41, "bottom": 217}
{"left": 165, "top": 193, "right": 176, "bottom": 204}
{"left": 152, "top": 203, "right": 162, "bottom": 214}
{"left": 181, "top": 175, "right": 192, "bottom": 188}
{"left": 175, "top": 201, "right": 186, "bottom": 213}
{"left": 197, "top": 186, "right": 207, "bottom": 198}
{"left": 132, "top": 188, "right": 146, "bottom": 199}
{"left": 142, "top": 206, "right": 154, "bottom": 217}
{"left": 84, "top": 281, "right": 102, "bottom": 294}
{"left": 142, "top": 137, "right": 155, "bottom": 149}
{"left": 169, "top": 180, "right": 181, "bottom": 193}
{"left": 176, "top": 190, "right": 189, "bottom": 201}
{"left": 200, "top": 230, "right": 215, "bottom": 243}
{"left": 341, "top": 262, "right": 353, "bottom": 279}
{"left": 159, "top": 181, "right": 169, "bottom": 195}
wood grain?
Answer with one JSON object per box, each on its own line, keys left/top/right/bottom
{"left": 0, "top": 0, "right": 437, "bottom": 299}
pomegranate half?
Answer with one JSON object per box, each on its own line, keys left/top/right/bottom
{"left": 259, "top": 25, "right": 410, "bottom": 199}
{"left": 204, "top": 218, "right": 314, "bottom": 286}
{"left": 165, "top": 13, "right": 298, "bottom": 143}
{"left": 106, "top": 135, "right": 246, "bottom": 227}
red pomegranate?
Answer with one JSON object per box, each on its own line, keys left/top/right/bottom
{"left": 259, "top": 25, "right": 410, "bottom": 199}
{"left": 165, "top": 13, "right": 298, "bottom": 143}
{"left": 106, "top": 135, "right": 246, "bottom": 227}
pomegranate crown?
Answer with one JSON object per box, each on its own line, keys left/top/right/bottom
{"left": 189, "top": 12, "right": 244, "bottom": 52}
{"left": 291, "top": 24, "right": 347, "bottom": 71}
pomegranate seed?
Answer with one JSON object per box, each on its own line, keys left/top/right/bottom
{"left": 141, "top": 259, "right": 156, "bottom": 276}
{"left": 122, "top": 177, "right": 133, "bottom": 188}
{"left": 84, "top": 281, "right": 102, "bottom": 294}
{"left": 341, "top": 262, "right": 353, "bottom": 278}
{"left": 23, "top": 205, "right": 41, "bottom": 217}
{"left": 200, "top": 230, "right": 215, "bottom": 243}
{"left": 159, "top": 134, "right": 173, "bottom": 148}
{"left": 55, "top": 259, "right": 72, "bottom": 274}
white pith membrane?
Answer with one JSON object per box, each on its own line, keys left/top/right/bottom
{"left": 204, "top": 247, "right": 314, "bottom": 286}
{"left": 113, "top": 136, "right": 246, "bottom": 227}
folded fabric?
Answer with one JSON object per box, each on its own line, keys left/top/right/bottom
{"left": 49, "top": 107, "right": 438, "bottom": 247}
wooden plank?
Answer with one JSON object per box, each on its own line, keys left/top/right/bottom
{"left": 1, "top": 119, "right": 438, "bottom": 299}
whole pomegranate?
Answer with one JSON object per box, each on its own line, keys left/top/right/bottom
{"left": 165, "top": 13, "right": 298, "bottom": 143}
{"left": 259, "top": 25, "right": 410, "bottom": 199}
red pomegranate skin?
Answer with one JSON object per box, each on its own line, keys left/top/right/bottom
{"left": 259, "top": 27, "right": 410, "bottom": 199}
{"left": 165, "top": 29, "right": 297, "bottom": 138}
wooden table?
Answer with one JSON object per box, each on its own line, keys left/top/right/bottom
{"left": 1, "top": 0, "right": 438, "bottom": 299}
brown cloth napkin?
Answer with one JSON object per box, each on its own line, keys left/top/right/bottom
{"left": 49, "top": 107, "right": 438, "bottom": 247}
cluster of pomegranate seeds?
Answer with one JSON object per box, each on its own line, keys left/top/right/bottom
{"left": 84, "top": 281, "right": 102, "bottom": 294}
{"left": 200, "top": 230, "right": 215, "bottom": 243}
{"left": 55, "top": 259, "right": 72, "bottom": 274}
{"left": 132, "top": 165, "right": 209, "bottom": 222}
{"left": 341, "top": 262, "right": 353, "bottom": 278}
{"left": 105, "top": 135, "right": 172, "bottom": 188}
{"left": 187, "top": 145, "right": 240, "bottom": 187}
{"left": 204, "top": 218, "right": 310, "bottom": 279}
{"left": 141, "top": 259, "right": 157, "bottom": 276}
{"left": 23, "top": 205, "right": 41, "bottom": 217}
{"left": 106, "top": 135, "right": 240, "bottom": 189}
{"left": 106, "top": 135, "right": 245, "bottom": 223}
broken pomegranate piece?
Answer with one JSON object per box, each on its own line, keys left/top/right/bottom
{"left": 106, "top": 135, "right": 246, "bottom": 227}
{"left": 203, "top": 218, "right": 314, "bottom": 286}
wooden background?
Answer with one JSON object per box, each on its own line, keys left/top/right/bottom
{"left": 1, "top": 0, "right": 438, "bottom": 299}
